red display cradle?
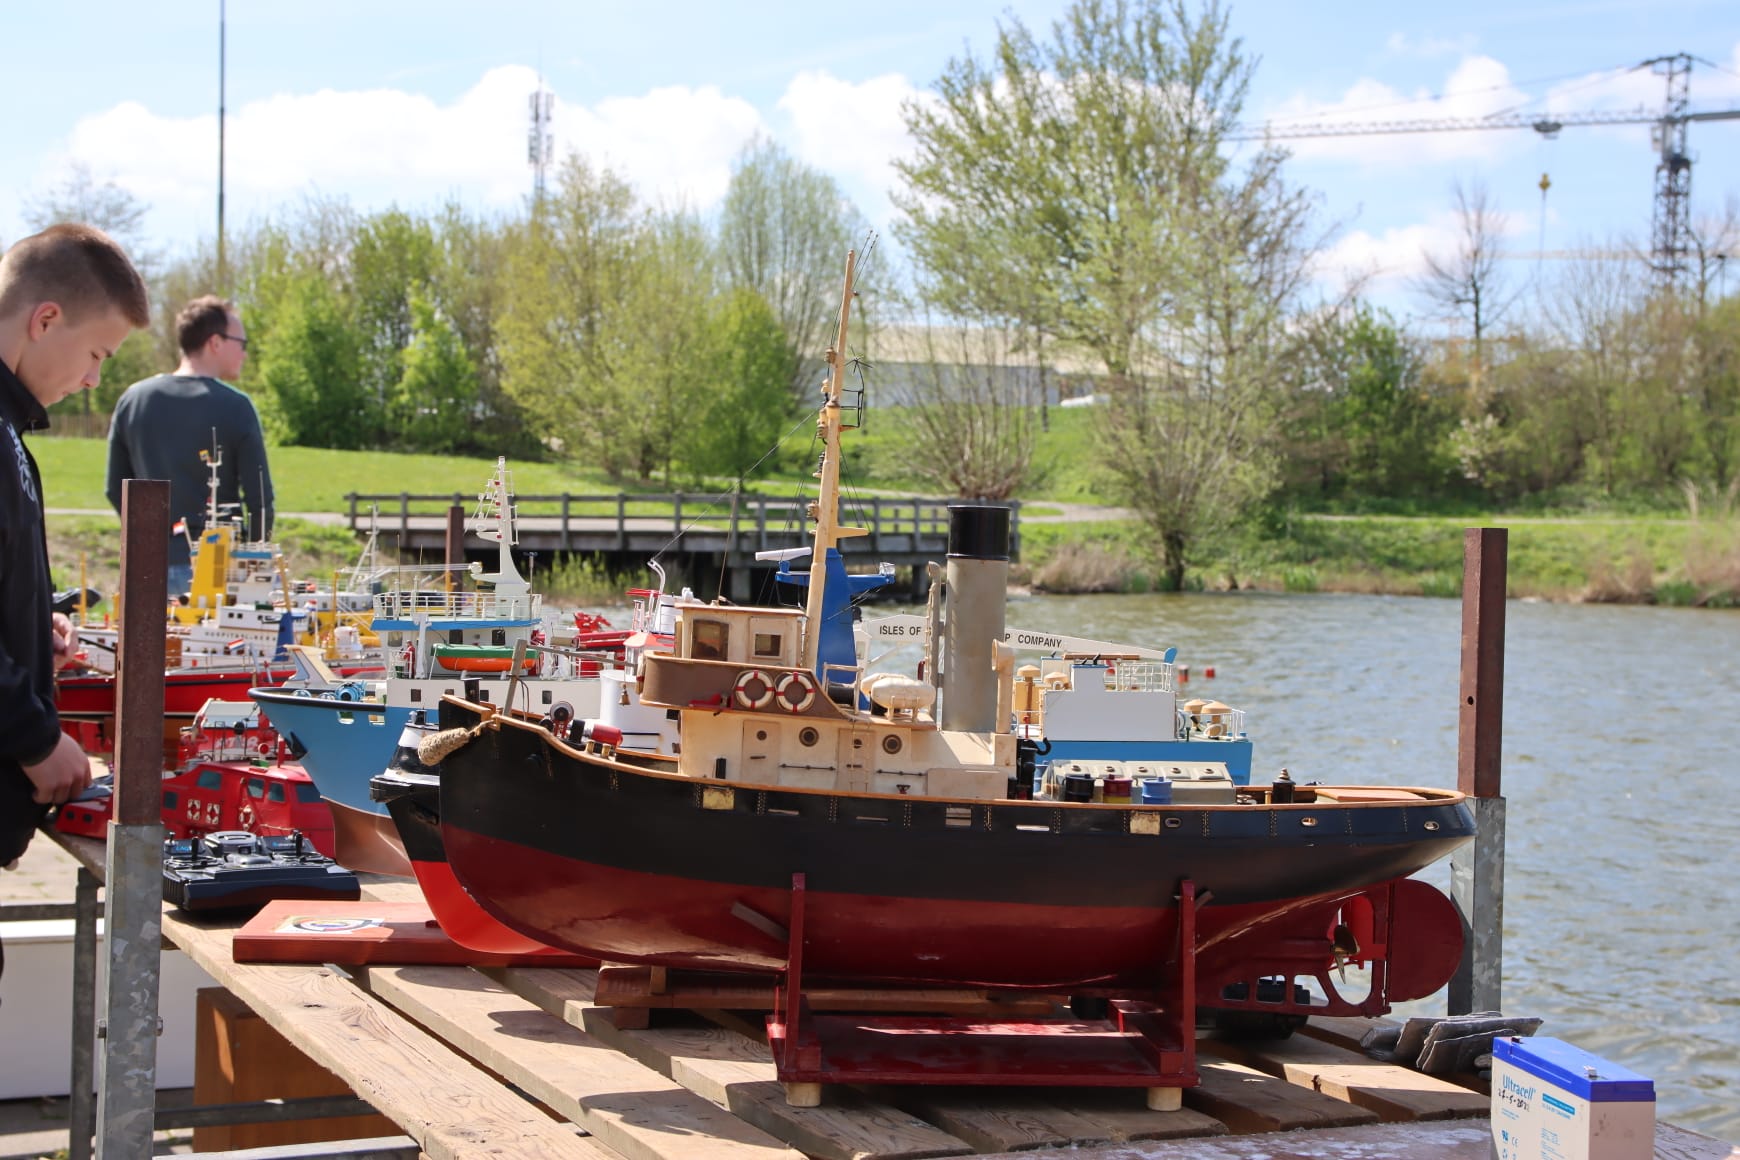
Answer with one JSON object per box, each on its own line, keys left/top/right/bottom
{"left": 764, "top": 875, "right": 1200, "bottom": 1109}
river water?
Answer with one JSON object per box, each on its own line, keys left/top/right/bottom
{"left": 894, "top": 590, "right": 1739, "bottom": 1139}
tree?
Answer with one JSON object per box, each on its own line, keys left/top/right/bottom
{"left": 1414, "top": 179, "right": 1515, "bottom": 385}
{"left": 682, "top": 289, "right": 798, "bottom": 480}
{"left": 390, "top": 291, "right": 480, "bottom": 454}
{"left": 894, "top": 0, "right": 1319, "bottom": 586}
{"left": 719, "top": 138, "right": 867, "bottom": 399}
{"left": 255, "top": 273, "right": 374, "bottom": 448}
{"left": 21, "top": 162, "right": 157, "bottom": 274}
{"left": 897, "top": 315, "right": 1042, "bottom": 500}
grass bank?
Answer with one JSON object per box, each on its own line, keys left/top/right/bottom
{"left": 1017, "top": 515, "right": 1740, "bottom": 606}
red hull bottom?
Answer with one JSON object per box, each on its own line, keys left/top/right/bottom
{"left": 327, "top": 800, "right": 413, "bottom": 878}
{"left": 445, "top": 825, "right": 1371, "bottom": 990}
{"left": 405, "top": 857, "right": 597, "bottom": 964}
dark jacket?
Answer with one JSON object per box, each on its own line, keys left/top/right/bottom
{"left": 106, "top": 374, "right": 274, "bottom": 567}
{"left": 0, "top": 360, "right": 61, "bottom": 864}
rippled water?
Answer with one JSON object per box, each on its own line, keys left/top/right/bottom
{"left": 890, "top": 590, "right": 1740, "bottom": 1140}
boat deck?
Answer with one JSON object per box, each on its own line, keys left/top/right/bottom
{"left": 46, "top": 829, "right": 1737, "bottom": 1160}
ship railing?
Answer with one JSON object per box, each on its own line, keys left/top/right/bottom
{"left": 1180, "top": 705, "right": 1247, "bottom": 740}
{"left": 1107, "top": 660, "right": 1174, "bottom": 693}
{"left": 372, "top": 590, "right": 545, "bottom": 620}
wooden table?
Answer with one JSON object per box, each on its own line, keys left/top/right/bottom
{"left": 47, "top": 829, "right": 1738, "bottom": 1160}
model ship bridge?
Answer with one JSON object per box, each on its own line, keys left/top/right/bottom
{"left": 343, "top": 489, "right": 1020, "bottom": 600}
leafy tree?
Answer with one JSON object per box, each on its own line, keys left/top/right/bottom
{"left": 390, "top": 290, "right": 480, "bottom": 454}
{"left": 895, "top": 314, "right": 1042, "bottom": 500}
{"left": 1413, "top": 180, "right": 1515, "bottom": 389}
{"left": 682, "top": 289, "right": 798, "bottom": 479}
{"left": 719, "top": 137, "right": 867, "bottom": 399}
{"left": 896, "top": 0, "right": 1318, "bottom": 586}
{"left": 350, "top": 209, "right": 439, "bottom": 421}
{"left": 254, "top": 273, "right": 374, "bottom": 448}
{"left": 21, "top": 162, "right": 158, "bottom": 275}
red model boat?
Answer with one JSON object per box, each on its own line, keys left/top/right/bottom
{"left": 429, "top": 251, "right": 1476, "bottom": 1021}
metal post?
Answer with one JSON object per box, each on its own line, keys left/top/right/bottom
{"left": 67, "top": 866, "right": 100, "bottom": 1160}
{"left": 1449, "top": 527, "right": 1507, "bottom": 1015}
{"left": 444, "top": 504, "right": 465, "bottom": 576}
{"left": 98, "top": 480, "right": 169, "bottom": 1158}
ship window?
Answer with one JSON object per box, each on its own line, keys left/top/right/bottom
{"left": 196, "top": 770, "right": 223, "bottom": 791}
{"left": 448, "top": 630, "right": 462, "bottom": 644}
{"left": 267, "top": 784, "right": 286, "bottom": 803}
{"left": 295, "top": 784, "right": 321, "bottom": 803}
{"left": 945, "top": 806, "right": 973, "bottom": 828}
{"left": 798, "top": 727, "right": 819, "bottom": 747}
{"left": 753, "top": 632, "right": 781, "bottom": 658}
{"left": 882, "top": 735, "right": 902, "bottom": 755}
{"left": 692, "top": 619, "right": 728, "bottom": 660}
{"left": 162, "top": 791, "right": 178, "bottom": 810}
{"left": 246, "top": 779, "right": 265, "bottom": 799}
{"left": 542, "top": 689, "right": 553, "bottom": 705}
{"left": 492, "top": 628, "right": 507, "bottom": 646}
{"left": 409, "top": 688, "right": 422, "bottom": 703}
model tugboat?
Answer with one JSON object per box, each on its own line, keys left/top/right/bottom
{"left": 429, "top": 250, "right": 1475, "bottom": 1032}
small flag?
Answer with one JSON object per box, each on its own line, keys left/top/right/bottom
{"left": 225, "top": 638, "right": 247, "bottom": 653}
{"left": 172, "top": 518, "right": 187, "bottom": 536}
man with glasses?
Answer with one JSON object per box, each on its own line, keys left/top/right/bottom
{"left": 107, "top": 295, "right": 274, "bottom": 592}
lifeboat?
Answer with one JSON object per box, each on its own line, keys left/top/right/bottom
{"left": 431, "top": 644, "right": 537, "bottom": 673}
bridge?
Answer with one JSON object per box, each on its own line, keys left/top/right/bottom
{"left": 343, "top": 490, "right": 1022, "bottom": 601}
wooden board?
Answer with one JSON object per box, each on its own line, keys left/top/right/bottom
{"left": 363, "top": 964, "right": 800, "bottom": 1160}
{"left": 595, "top": 965, "right": 1059, "bottom": 1017}
{"left": 1200, "top": 1033, "right": 1491, "bottom": 1122}
{"left": 494, "top": 967, "right": 974, "bottom": 1160}
{"left": 1183, "top": 1058, "right": 1380, "bottom": 1134}
{"left": 159, "top": 907, "right": 608, "bottom": 1160}
{"left": 194, "top": 985, "right": 401, "bottom": 1151}
{"left": 881, "top": 1087, "right": 1224, "bottom": 1152}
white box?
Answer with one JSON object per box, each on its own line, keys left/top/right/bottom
{"left": 1492, "top": 1036, "right": 1655, "bottom": 1160}
{"left": 0, "top": 919, "right": 216, "bottom": 1099}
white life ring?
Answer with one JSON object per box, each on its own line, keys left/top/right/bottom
{"left": 733, "top": 669, "right": 776, "bottom": 711}
{"left": 775, "top": 671, "right": 817, "bottom": 714}
{"left": 238, "top": 804, "right": 256, "bottom": 829}
{"left": 186, "top": 797, "right": 201, "bottom": 821}
{"left": 205, "top": 801, "right": 220, "bottom": 825}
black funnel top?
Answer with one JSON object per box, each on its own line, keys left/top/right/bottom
{"left": 947, "top": 504, "right": 1011, "bottom": 561}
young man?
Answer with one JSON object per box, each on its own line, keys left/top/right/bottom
{"left": 0, "top": 224, "right": 149, "bottom": 878}
{"left": 106, "top": 296, "right": 273, "bottom": 593}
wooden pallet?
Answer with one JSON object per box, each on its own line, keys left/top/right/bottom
{"left": 50, "top": 829, "right": 1737, "bottom": 1160}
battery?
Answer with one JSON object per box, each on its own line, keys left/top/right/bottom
{"left": 1491, "top": 1036, "right": 1655, "bottom": 1160}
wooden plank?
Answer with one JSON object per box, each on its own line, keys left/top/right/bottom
{"left": 1297, "top": 1015, "right": 1399, "bottom": 1054}
{"left": 363, "top": 964, "right": 799, "bottom": 1160}
{"left": 973, "top": 1119, "right": 1499, "bottom": 1158}
{"left": 1183, "top": 1058, "right": 1379, "bottom": 1134}
{"left": 1015, "top": 1089, "right": 1227, "bottom": 1143}
{"left": 1200, "top": 1034, "right": 1490, "bottom": 1122}
{"left": 879, "top": 1088, "right": 1089, "bottom": 1153}
{"left": 496, "top": 967, "right": 971, "bottom": 1160}
{"left": 1657, "top": 1122, "right": 1740, "bottom": 1160}
{"left": 159, "top": 909, "right": 605, "bottom": 1160}
{"left": 596, "top": 965, "right": 1058, "bottom": 1017}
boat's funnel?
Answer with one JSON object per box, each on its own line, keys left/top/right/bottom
{"left": 940, "top": 504, "right": 1010, "bottom": 732}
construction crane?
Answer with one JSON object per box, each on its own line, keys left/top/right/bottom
{"left": 1230, "top": 54, "right": 1740, "bottom": 287}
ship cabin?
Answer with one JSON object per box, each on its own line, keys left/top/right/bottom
{"left": 640, "top": 601, "right": 1013, "bottom": 802}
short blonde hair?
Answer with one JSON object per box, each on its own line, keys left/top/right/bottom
{"left": 0, "top": 223, "right": 150, "bottom": 328}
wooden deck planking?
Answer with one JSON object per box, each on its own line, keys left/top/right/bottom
{"left": 495, "top": 967, "right": 974, "bottom": 1160}
{"left": 1183, "top": 1058, "right": 1381, "bottom": 1134}
{"left": 159, "top": 908, "right": 607, "bottom": 1160}
{"left": 1200, "top": 1034, "right": 1491, "bottom": 1122}
{"left": 362, "top": 964, "right": 803, "bottom": 1160}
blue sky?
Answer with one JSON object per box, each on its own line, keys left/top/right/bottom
{"left": 3, "top": 1, "right": 1738, "bottom": 327}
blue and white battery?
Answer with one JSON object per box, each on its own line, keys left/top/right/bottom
{"left": 1492, "top": 1036, "right": 1655, "bottom": 1160}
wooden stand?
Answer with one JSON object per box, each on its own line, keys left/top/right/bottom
{"left": 763, "top": 875, "right": 1199, "bottom": 1108}
{"left": 193, "top": 987, "right": 398, "bottom": 1151}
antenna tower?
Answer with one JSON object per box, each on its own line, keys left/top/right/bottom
{"left": 528, "top": 82, "right": 555, "bottom": 202}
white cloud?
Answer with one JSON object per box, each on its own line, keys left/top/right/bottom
{"left": 1253, "top": 55, "right": 1537, "bottom": 165}
{"left": 33, "top": 65, "right": 771, "bottom": 243}
{"left": 777, "top": 70, "right": 929, "bottom": 212}
{"left": 1316, "top": 203, "right": 1530, "bottom": 293}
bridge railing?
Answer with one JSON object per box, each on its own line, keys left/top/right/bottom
{"left": 342, "top": 492, "right": 1021, "bottom": 557}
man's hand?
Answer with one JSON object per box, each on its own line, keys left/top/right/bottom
{"left": 50, "top": 612, "right": 79, "bottom": 670}
{"left": 21, "top": 733, "right": 92, "bottom": 805}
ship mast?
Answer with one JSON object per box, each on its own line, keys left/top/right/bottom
{"left": 802, "top": 249, "right": 866, "bottom": 671}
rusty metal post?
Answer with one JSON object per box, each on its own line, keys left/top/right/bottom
{"left": 97, "top": 479, "right": 169, "bottom": 1158}
{"left": 1449, "top": 527, "right": 1507, "bottom": 1015}
{"left": 445, "top": 503, "right": 465, "bottom": 578}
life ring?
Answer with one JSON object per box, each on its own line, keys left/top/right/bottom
{"left": 257, "top": 740, "right": 273, "bottom": 757}
{"left": 187, "top": 798, "right": 201, "bottom": 821}
{"left": 205, "top": 801, "right": 220, "bottom": 825}
{"left": 775, "top": 671, "right": 817, "bottom": 714}
{"left": 733, "top": 669, "right": 776, "bottom": 711}
{"left": 238, "top": 804, "right": 255, "bottom": 829}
